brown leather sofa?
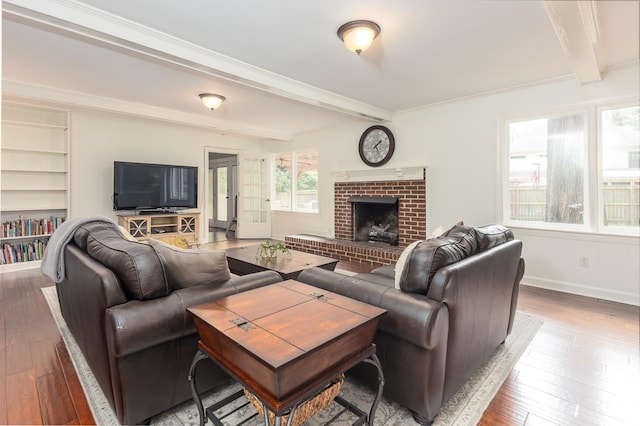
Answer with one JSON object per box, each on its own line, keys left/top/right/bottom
{"left": 54, "top": 221, "right": 282, "bottom": 424}
{"left": 297, "top": 224, "right": 524, "bottom": 425}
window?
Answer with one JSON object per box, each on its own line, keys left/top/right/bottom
{"left": 503, "top": 103, "right": 639, "bottom": 234}
{"left": 506, "top": 112, "right": 587, "bottom": 226}
{"left": 272, "top": 151, "right": 318, "bottom": 213}
{"left": 600, "top": 106, "right": 640, "bottom": 230}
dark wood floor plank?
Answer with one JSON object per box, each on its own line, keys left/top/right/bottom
{"left": 55, "top": 341, "right": 95, "bottom": 426}
{"left": 36, "top": 370, "right": 78, "bottom": 426}
{"left": 6, "top": 368, "right": 43, "bottom": 425}
{"left": 31, "top": 338, "right": 62, "bottom": 378}
{"left": 0, "top": 375, "right": 7, "bottom": 426}
{"left": 4, "top": 285, "right": 34, "bottom": 375}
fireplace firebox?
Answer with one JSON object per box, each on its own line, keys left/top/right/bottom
{"left": 349, "top": 196, "right": 399, "bottom": 245}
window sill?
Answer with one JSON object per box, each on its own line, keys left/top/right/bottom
{"left": 509, "top": 225, "right": 640, "bottom": 245}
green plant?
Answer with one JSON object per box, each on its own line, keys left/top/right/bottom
{"left": 258, "top": 241, "right": 289, "bottom": 259}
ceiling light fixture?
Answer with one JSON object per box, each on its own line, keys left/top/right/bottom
{"left": 337, "top": 20, "right": 381, "bottom": 55}
{"left": 199, "top": 93, "right": 226, "bottom": 110}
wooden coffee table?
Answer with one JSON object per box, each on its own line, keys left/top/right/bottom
{"left": 187, "top": 280, "right": 386, "bottom": 426}
{"left": 225, "top": 244, "right": 339, "bottom": 279}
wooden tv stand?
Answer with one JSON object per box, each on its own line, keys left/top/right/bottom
{"left": 117, "top": 212, "right": 200, "bottom": 242}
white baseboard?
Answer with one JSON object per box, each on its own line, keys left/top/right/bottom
{"left": 522, "top": 275, "right": 639, "bottom": 307}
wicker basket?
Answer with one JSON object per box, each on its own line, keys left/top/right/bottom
{"left": 244, "top": 374, "right": 344, "bottom": 426}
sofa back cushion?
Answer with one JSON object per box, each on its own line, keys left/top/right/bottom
{"left": 74, "top": 221, "right": 117, "bottom": 251}
{"left": 86, "top": 229, "right": 170, "bottom": 300}
{"left": 474, "top": 224, "right": 514, "bottom": 251}
{"left": 148, "top": 239, "right": 231, "bottom": 289}
{"left": 401, "top": 226, "right": 477, "bottom": 294}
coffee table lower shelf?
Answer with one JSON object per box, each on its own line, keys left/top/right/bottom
{"left": 202, "top": 388, "right": 372, "bottom": 426}
{"left": 189, "top": 347, "right": 385, "bottom": 426}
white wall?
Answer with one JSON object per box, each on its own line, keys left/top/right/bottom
{"left": 69, "top": 109, "right": 260, "bottom": 240}
{"left": 266, "top": 64, "right": 640, "bottom": 306}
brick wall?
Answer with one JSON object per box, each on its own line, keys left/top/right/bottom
{"left": 334, "top": 179, "right": 427, "bottom": 247}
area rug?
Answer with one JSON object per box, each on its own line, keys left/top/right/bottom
{"left": 42, "top": 285, "right": 542, "bottom": 426}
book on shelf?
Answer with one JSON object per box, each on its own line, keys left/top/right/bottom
{"left": 1, "top": 238, "right": 48, "bottom": 265}
{"left": 0, "top": 216, "right": 65, "bottom": 238}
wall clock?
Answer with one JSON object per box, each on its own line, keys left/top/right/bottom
{"left": 358, "top": 125, "right": 395, "bottom": 167}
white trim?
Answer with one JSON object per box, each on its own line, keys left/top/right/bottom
{"left": 2, "top": 0, "right": 392, "bottom": 123}
{"left": 522, "top": 277, "right": 639, "bottom": 307}
{"left": 511, "top": 226, "right": 640, "bottom": 245}
{"left": 331, "top": 166, "right": 427, "bottom": 183}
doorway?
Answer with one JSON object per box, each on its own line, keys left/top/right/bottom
{"left": 208, "top": 152, "right": 238, "bottom": 241}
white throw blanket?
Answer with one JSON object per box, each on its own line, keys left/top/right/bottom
{"left": 40, "top": 216, "right": 120, "bottom": 283}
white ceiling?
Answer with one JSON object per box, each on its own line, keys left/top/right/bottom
{"left": 2, "top": 0, "right": 639, "bottom": 140}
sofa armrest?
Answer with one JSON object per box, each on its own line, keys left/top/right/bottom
{"left": 298, "top": 267, "right": 448, "bottom": 350}
{"left": 105, "top": 270, "right": 283, "bottom": 357}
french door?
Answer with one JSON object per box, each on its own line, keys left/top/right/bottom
{"left": 236, "top": 155, "right": 271, "bottom": 238}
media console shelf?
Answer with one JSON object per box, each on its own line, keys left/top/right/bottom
{"left": 118, "top": 212, "right": 200, "bottom": 243}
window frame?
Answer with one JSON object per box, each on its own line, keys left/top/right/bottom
{"left": 500, "top": 99, "right": 639, "bottom": 236}
{"left": 501, "top": 107, "right": 592, "bottom": 233}
{"left": 271, "top": 149, "right": 319, "bottom": 214}
{"left": 597, "top": 102, "right": 640, "bottom": 235}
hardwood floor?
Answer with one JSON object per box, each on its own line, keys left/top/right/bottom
{"left": 0, "top": 239, "right": 638, "bottom": 425}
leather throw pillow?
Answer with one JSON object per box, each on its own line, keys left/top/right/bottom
{"left": 86, "top": 229, "right": 169, "bottom": 300}
{"left": 148, "top": 239, "right": 231, "bottom": 289}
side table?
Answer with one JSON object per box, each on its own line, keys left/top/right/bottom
{"left": 187, "top": 280, "right": 387, "bottom": 426}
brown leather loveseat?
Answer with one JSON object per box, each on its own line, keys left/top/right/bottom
{"left": 297, "top": 224, "right": 524, "bottom": 425}
{"left": 53, "top": 221, "right": 282, "bottom": 424}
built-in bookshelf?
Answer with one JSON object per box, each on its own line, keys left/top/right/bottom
{"left": 1, "top": 103, "right": 70, "bottom": 272}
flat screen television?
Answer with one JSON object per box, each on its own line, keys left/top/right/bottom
{"left": 113, "top": 161, "right": 198, "bottom": 211}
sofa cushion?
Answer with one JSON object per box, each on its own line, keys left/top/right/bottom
{"left": 474, "top": 224, "right": 514, "bottom": 251}
{"left": 148, "top": 239, "right": 230, "bottom": 289}
{"left": 74, "top": 221, "right": 117, "bottom": 251}
{"left": 394, "top": 240, "right": 421, "bottom": 289}
{"left": 441, "top": 223, "right": 478, "bottom": 254}
{"left": 401, "top": 229, "right": 477, "bottom": 294}
{"left": 87, "top": 229, "right": 170, "bottom": 300}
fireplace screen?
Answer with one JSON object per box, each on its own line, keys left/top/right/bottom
{"left": 349, "top": 196, "right": 399, "bottom": 245}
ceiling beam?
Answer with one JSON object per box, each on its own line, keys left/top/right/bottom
{"left": 3, "top": 80, "right": 294, "bottom": 141}
{"left": 543, "top": 0, "right": 602, "bottom": 84}
{"left": 2, "top": 0, "right": 393, "bottom": 122}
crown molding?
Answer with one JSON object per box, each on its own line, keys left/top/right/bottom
{"left": 2, "top": 80, "right": 293, "bottom": 141}
{"left": 2, "top": 0, "right": 393, "bottom": 122}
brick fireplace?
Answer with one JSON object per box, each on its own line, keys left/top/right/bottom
{"left": 335, "top": 179, "right": 426, "bottom": 247}
{"left": 286, "top": 167, "right": 427, "bottom": 265}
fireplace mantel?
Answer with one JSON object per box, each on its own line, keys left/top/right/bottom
{"left": 331, "top": 166, "right": 427, "bottom": 183}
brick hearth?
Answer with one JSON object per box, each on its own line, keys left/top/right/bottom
{"left": 285, "top": 234, "right": 403, "bottom": 266}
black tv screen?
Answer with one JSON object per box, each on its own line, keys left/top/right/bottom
{"left": 113, "top": 161, "right": 198, "bottom": 211}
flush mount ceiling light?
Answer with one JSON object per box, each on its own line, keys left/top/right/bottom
{"left": 199, "top": 93, "right": 226, "bottom": 110}
{"left": 337, "top": 20, "right": 381, "bottom": 55}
